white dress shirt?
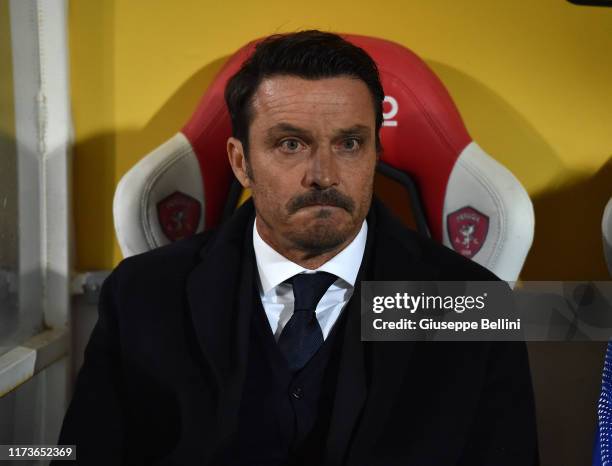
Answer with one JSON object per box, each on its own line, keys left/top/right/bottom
{"left": 252, "top": 219, "right": 368, "bottom": 340}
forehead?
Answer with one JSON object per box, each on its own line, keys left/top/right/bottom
{"left": 249, "top": 75, "right": 376, "bottom": 132}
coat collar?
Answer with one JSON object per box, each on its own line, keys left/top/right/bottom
{"left": 186, "top": 197, "right": 429, "bottom": 464}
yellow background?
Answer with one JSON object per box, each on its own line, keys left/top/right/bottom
{"left": 0, "top": 0, "right": 17, "bottom": 270}
{"left": 70, "top": 0, "right": 612, "bottom": 279}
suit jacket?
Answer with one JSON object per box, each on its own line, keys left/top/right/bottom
{"left": 56, "top": 198, "right": 538, "bottom": 465}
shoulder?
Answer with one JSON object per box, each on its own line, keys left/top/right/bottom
{"left": 372, "top": 199, "right": 500, "bottom": 282}
{"left": 110, "top": 230, "right": 217, "bottom": 292}
{"left": 107, "top": 200, "right": 256, "bottom": 299}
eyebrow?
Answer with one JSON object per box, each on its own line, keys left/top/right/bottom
{"left": 334, "top": 125, "right": 371, "bottom": 138}
{"left": 265, "top": 123, "right": 312, "bottom": 142}
{"left": 264, "top": 123, "right": 371, "bottom": 144}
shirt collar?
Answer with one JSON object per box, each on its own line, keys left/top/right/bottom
{"left": 253, "top": 219, "right": 368, "bottom": 294}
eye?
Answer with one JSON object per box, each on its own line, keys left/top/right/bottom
{"left": 279, "top": 138, "right": 304, "bottom": 153}
{"left": 339, "top": 137, "right": 360, "bottom": 152}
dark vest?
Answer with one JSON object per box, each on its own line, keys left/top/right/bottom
{"left": 215, "top": 278, "right": 348, "bottom": 465}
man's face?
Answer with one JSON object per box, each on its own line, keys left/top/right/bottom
{"left": 228, "top": 75, "right": 378, "bottom": 257}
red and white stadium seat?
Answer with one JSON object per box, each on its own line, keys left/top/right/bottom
{"left": 603, "top": 198, "right": 612, "bottom": 275}
{"left": 113, "top": 34, "right": 534, "bottom": 283}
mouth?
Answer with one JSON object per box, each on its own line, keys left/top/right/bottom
{"left": 298, "top": 204, "right": 345, "bottom": 220}
{"left": 300, "top": 204, "right": 342, "bottom": 210}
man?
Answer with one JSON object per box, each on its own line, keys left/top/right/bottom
{"left": 56, "top": 31, "right": 538, "bottom": 465}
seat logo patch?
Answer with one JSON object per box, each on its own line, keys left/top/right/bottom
{"left": 157, "top": 191, "right": 201, "bottom": 242}
{"left": 447, "top": 206, "right": 489, "bottom": 258}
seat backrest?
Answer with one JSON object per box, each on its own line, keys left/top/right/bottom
{"left": 602, "top": 198, "right": 612, "bottom": 275}
{"left": 113, "top": 34, "right": 534, "bottom": 282}
{"left": 593, "top": 199, "right": 612, "bottom": 466}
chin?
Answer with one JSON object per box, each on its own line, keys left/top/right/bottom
{"left": 288, "top": 221, "right": 353, "bottom": 254}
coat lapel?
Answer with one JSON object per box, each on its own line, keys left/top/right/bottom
{"left": 185, "top": 199, "right": 256, "bottom": 453}
{"left": 326, "top": 198, "right": 436, "bottom": 465}
{"left": 324, "top": 268, "right": 368, "bottom": 466}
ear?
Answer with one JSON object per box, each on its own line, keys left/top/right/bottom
{"left": 227, "top": 137, "right": 251, "bottom": 189}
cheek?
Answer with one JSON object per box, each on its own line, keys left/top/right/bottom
{"left": 250, "top": 174, "right": 292, "bottom": 212}
{"left": 255, "top": 163, "right": 301, "bottom": 194}
{"left": 342, "top": 162, "right": 376, "bottom": 194}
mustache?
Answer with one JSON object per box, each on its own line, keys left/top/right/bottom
{"left": 286, "top": 189, "right": 355, "bottom": 215}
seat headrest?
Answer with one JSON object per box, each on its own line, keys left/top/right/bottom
{"left": 182, "top": 34, "right": 471, "bottom": 241}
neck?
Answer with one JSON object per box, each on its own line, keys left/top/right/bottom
{"left": 255, "top": 217, "right": 360, "bottom": 270}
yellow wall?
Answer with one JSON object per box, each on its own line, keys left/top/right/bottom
{"left": 0, "top": 0, "right": 14, "bottom": 141}
{"left": 0, "top": 0, "right": 18, "bottom": 270}
{"left": 70, "top": 0, "right": 612, "bottom": 279}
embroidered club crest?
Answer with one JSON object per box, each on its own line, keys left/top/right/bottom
{"left": 447, "top": 206, "right": 489, "bottom": 258}
{"left": 157, "top": 191, "right": 201, "bottom": 242}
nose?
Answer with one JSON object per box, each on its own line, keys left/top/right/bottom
{"left": 303, "top": 146, "right": 339, "bottom": 190}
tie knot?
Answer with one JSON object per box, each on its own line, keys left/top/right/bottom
{"left": 288, "top": 271, "right": 337, "bottom": 312}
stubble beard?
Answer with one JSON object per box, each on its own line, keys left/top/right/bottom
{"left": 286, "top": 187, "right": 373, "bottom": 256}
{"left": 285, "top": 211, "right": 355, "bottom": 256}
{"left": 251, "top": 165, "right": 374, "bottom": 258}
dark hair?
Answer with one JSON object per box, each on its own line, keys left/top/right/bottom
{"left": 224, "top": 30, "right": 384, "bottom": 156}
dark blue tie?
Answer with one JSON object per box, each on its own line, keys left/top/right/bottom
{"left": 277, "top": 271, "right": 337, "bottom": 372}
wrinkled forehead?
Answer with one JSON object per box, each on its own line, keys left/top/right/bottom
{"left": 249, "top": 75, "right": 377, "bottom": 134}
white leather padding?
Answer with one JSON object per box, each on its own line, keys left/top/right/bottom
{"left": 442, "top": 142, "right": 534, "bottom": 283}
{"left": 113, "top": 132, "right": 205, "bottom": 258}
{"left": 602, "top": 199, "right": 612, "bottom": 276}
